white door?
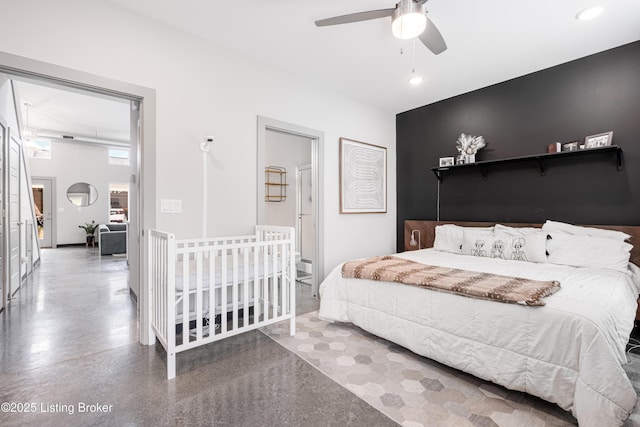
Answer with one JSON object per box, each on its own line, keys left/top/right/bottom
{"left": 8, "top": 133, "right": 21, "bottom": 298}
{"left": 32, "top": 178, "right": 54, "bottom": 248}
{"left": 127, "top": 101, "right": 140, "bottom": 297}
{"left": 0, "top": 121, "right": 5, "bottom": 309}
{"left": 297, "top": 164, "right": 314, "bottom": 263}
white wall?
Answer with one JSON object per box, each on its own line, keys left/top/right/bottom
{"left": 0, "top": 0, "right": 397, "bottom": 277}
{"left": 265, "top": 130, "right": 311, "bottom": 229}
{"left": 29, "top": 140, "right": 130, "bottom": 244}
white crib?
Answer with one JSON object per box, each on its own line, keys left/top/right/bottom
{"left": 148, "top": 225, "right": 296, "bottom": 379}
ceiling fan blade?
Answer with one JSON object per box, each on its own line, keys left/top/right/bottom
{"left": 315, "top": 9, "right": 395, "bottom": 27}
{"left": 419, "top": 17, "right": 447, "bottom": 55}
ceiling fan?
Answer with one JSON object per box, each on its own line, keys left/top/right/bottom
{"left": 315, "top": 0, "right": 447, "bottom": 55}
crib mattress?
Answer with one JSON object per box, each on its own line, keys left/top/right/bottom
{"left": 174, "top": 254, "right": 285, "bottom": 292}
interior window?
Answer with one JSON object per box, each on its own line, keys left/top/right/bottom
{"left": 26, "top": 139, "right": 51, "bottom": 159}
{"left": 109, "top": 148, "right": 129, "bottom": 166}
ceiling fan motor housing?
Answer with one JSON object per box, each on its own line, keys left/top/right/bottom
{"left": 392, "top": 0, "right": 427, "bottom": 39}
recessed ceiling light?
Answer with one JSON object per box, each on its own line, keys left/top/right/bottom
{"left": 576, "top": 6, "right": 604, "bottom": 21}
{"left": 409, "top": 75, "right": 423, "bottom": 85}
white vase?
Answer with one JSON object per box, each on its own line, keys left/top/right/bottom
{"left": 466, "top": 154, "right": 476, "bottom": 163}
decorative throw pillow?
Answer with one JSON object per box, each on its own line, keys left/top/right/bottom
{"left": 462, "top": 231, "right": 547, "bottom": 263}
{"left": 542, "top": 220, "right": 630, "bottom": 241}
{"left": 461, "top": 230, "right": 493, "bottom": 258}
{"left": 435, "top": 225, "right": 492, "bottom": 254}
{"left": 495, "top": 232, "right": 548, "bottom": 263}
{"left": 546, "top": 232, "right": 632, "bottom": 273}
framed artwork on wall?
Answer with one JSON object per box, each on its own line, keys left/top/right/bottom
{"left": 584, "top": 131, "right": 613, "bottom": 149}
{"left": 340, "top": 137, "right": 387, "bottom": 214}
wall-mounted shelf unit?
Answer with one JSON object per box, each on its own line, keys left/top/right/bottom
{"left": 430, "top": 145, "right": 622, "bottom": 181}
{"left": 265, "top": 166, "right": 288, "bottom": 202}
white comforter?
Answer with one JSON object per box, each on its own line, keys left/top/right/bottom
{"left": 319, "top": 249, "right": 639, "bottom": 426}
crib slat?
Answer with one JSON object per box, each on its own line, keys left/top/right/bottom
{"left": 253, "top": 245, "right": 260, "bottom": 324}
{"left": 262, "top": 243, "right": 269, "bottom": 321}
{"left": 182, "top": 252, "right": 189, "bottom": 344}
{"left": 243, "top": 247, "right": 249, "bottom": 327}
{"left": 195, "top": 251, "right": 203, "bottom": 341}
{"left": 281, "top": 242, "right": 287, "bottom": 317}
{"left": 221, "top": 249, "right": 227, "bottom": 333}
{"left": 272, "top": 242, "right": 278, "bottom": 317}
{"left": 209, "top": 248, "right": 215, "bottom": 336}
{"left": 232, "top": 248, "right": 239, "bottom": 331}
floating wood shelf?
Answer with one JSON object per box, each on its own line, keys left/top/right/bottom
{"left": 265, "top": 166, "right": 288, "bottom": 202}
{"left": 430, "top": 145, "right": 622, "bottom": 181}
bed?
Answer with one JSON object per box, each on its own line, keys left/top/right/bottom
{"left": 319, "top": 220, "right": 640, "bottom": 427}
{"left": 149, "top": 225, "right": 296, "bottom": 379}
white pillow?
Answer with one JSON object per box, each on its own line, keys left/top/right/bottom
{"left": 461, "top": 230, "right": 494, "bottom": 258}
{"left": 494, "top": 224, "right": 541, "bottom": 236}
{"left": 433, "top": 224, "right": 464, "bottom": 254}
{"left": 542, "top": 220, "right": 630, "bottom": 241}
{"left": 434, "top": 225, "right": 492, "bottom": 254}
{"left": 546, "top": 232, "right": 632, "bottom": 273}
{"left": 462, "top": 231, "right": 547, "bottom": 263}
{"left": 495, "top": 232, "right": 548, "bottom": 263}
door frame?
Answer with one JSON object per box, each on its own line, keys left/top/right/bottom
{"left": 31, "top": 176, "right": 56, "bottom": 248}
{"left": 257, "top": 116, "right": 324, "bottom": 297}
{"left": 0, "top": 118, "right": 5, "bottom": 310}
{"left": 0, "top": 50, "right": 157, "bottom": 345}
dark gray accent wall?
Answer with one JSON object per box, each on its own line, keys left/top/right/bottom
{"left": 396, "top": 41, "right": 640, "bottom": 251}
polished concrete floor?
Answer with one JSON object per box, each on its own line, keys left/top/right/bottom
{"left": 0, "top": 247, "right": 395, "bottom": 426}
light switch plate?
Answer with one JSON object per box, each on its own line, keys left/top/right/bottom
{"left": 160, "top": 199, "right": 182, "bottom": 213}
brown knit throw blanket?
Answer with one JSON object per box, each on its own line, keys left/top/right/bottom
{"left": 341, "top": 256, "right": 560, "bottom": 306}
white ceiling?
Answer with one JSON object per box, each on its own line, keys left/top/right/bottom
{"left": 106, "top": 0, "right": 640, "bottom": 114}
{"left": 9, "top": 1, "right": 640, "bottom": 142}
{"left": 13, "top": 79, "right": 131, "bottom": 145}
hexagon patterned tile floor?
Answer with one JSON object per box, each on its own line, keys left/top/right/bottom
{"left": 263, "top": 311, "right": 640, "bottom": 427}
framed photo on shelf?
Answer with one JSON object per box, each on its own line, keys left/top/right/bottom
{"left": 584, "top": 131, "right": 613, "bottom": 149}
{"left": 560, "top": 141, "right": 580, "bottom": 152}
{"left": 339, "top": 138, "right": 387, "bottom": 214}
{"left": 439, "top": 157, "right": 455, "bottom": 167}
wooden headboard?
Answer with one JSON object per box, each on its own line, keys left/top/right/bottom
{"left": 404, "top": 220, "right": 640, "bottom": 267}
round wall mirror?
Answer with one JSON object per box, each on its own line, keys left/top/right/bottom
{"left": 67, "top": 182, "right": 98, "bottom": 207}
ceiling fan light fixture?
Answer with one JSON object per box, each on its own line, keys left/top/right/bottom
{"left": 392, "top": 0, "right": 426, "bottom": 40}
{"left": 576, "top": 6, "right": 604, "bottom": 21}
{"left": 408, "top": 74, "right": 424, "bottom": 85}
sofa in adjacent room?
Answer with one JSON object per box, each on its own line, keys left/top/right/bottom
{"left": 97, "top": 223, "right": 127, "bottom": 256}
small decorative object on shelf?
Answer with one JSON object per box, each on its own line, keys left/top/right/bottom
{"left": 547, "top": 142, "right": 561, "bottom": 153}
{"left": 584, "top": 131, "right": 613, "bottom": 149}
{"left": 265, "top": 166, "right": 288, "bottom": 202}
{"left": 561, "top": 141, "right": 580, "bottom": 152}
{"left": 439, "top": 157, "right": 454, "bottom": 167}
{"left": 456, "top": 133, "right": 486, "bottom": 164}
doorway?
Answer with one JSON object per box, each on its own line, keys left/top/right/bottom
{"left": 32, "top": 177, "right": 55, "bottom": 248}
{"left": 0, "top": 50, "right": 156, "bottom": 345}
{"left": 257, "top": 116, "right": 324, "bottom": 297}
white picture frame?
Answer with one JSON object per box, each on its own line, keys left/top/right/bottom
{"left": 340, "top": 138, "right": 387, "bottom": 214}
{"left": 584, "top": 131, "right": 613, "bottom": 149}
{"left": 439, "top": 157, "right": 455, "bottom": 167}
